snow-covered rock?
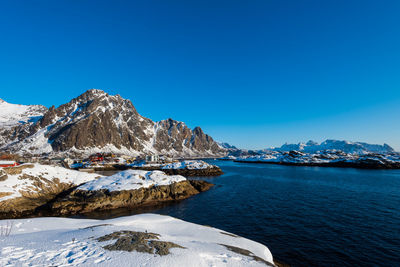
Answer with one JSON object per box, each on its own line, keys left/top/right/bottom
{"left": 78, "top": 170, "right": 186, "bottom": 192}
{"left": 161, "top": 160, "right": 212, "bottom": 170}
{"left": 0, "top": 164, "right": 101, "bottom": 217}
{"left": 126, "top": 160, "right": 224, "bottom": 177}
{"left": 0, "top": 163, "right": 100, "bottom": 202}
{"left": 0, "top": 214, "right": 274, "bottom": 266}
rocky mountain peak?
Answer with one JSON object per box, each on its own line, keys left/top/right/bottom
{"left": 0, "top": 89, "right": 225, "bottom": 157}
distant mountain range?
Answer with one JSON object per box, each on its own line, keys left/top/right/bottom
{"left": 268, "top": 139, "right": 395, "bottom": 154}
{"left": 0, "top": 90, "right": 225, "bottom": 157}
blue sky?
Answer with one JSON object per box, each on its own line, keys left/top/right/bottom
{"left": 1, "top": 1, "right": 400, "bottom": 150}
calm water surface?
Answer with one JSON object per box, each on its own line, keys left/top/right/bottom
{"left": 84, "top": 160, "right": 400, "bottom": 266}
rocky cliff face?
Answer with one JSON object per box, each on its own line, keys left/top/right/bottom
{"left": 0, "top": 90, "right": 225, "bottom": 157}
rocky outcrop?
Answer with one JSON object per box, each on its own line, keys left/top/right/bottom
{"left": 0, "top": 164, "right": 214, "bottom": 219}
{"left": 0, "top": 179, "right": 77, "bottom": 219}
{"left": 1, "top": 89, "right": 226, "bottom": 157}
{"left": 121, "top": 166, "right": 224, "bottom": 177}
{"left": 45, "top": 180, "right": 213, "bottom": 216}
{"left": 0, "top": 164, "right": 100, "bottom": 219}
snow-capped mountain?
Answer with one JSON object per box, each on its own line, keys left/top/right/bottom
{"left": 0, "top": 90, "right": 225, "bottom": 157}
{"left": 0, "top": 99, "right": 48, "bottom": 150}
{"left": 0, "top": 98, "right": 47, "bottom": 128}
{"left": 269, "top": 139, "right": 395, "bottom": 154}
{"left": 217, "top": 142, "right": 238, "bottom": 150}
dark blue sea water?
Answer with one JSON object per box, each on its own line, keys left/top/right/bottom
{"left": 87, "top": 160, "right": 400, "bottom": 266}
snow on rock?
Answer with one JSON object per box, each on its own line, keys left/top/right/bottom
{"left": 161, "top": 160, "right": 213, "bottom": 170}
{"left": 0, "top": 163, "right": 100, "bottom": 201}
{"left": 128, "top": 160, "right": 218, "bottom": 170}
{"left": 0, "top": 214, "right": 274, "bottom": 266}
{"left": 78, "top": 170, "right": 186, "bottom": 192}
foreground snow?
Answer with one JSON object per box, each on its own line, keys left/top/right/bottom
{"left": 78, "top": 170, "right": 186, "bottom": 191}
{"left": 0, "top": 214, "right": 274, "bottom": 267}
{"left": 0, "top": 164, "right": 100, "bottom": 201}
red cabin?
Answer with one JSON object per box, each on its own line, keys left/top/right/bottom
{"left": 0, "top": 161, "right": 19, "bottom": 167}
{"left": 89, "top": 153, "right": 104, "bottom": 162}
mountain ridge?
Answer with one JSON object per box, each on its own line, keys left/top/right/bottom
{"left": 268, "top": 139, "right": 395, "bottom": 154}
{"left": 0, "top": 89, "right": 225, "bottom": 157}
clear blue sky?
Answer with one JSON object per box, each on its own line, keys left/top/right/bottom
{"left": 1, "top": 1, "right": 400, "bottom": 150}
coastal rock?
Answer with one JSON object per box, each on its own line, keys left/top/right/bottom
{"left": 0, "top": 164, "right": 100, "bottom": 219}
{"left": 126, "top": 160, "right": 224, "bottom": 176}
{"left": 47, "top": 175, "right": 213, "bottom": 216}
{"left": 0, "top": 166, "right": 213, "bottom": 219}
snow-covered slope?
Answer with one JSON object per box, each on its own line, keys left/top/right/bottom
{"left": 0, "top": 214, "right": 275, "bottom": 266}
{"left": 0, "top": 99, "right": 46, "bottom": 128}
{"left": 0, "top": 99, "right": 47, "bottom": 150}
{"left": 270, "top": 139, "right": 395, "bottom": 154}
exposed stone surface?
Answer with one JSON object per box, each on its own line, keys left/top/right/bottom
{"left": 97, "top": 230, "right": 185, "bottom": 255}
{"left": 187, "top": 180, "right": 215, "bottom": 192}
{"left": 219, "top": 244, "right": 275, "bottom": 266}
{"left": 0, "top": 169, "right": 7, "bottom": 181}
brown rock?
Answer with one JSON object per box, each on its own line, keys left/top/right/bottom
{"left": 48, "top": 180, "right": 214, "bottom": 216}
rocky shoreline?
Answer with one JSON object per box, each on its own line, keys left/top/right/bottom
{"left": 234, "top": 159, "right": 400, "bottom": 169}
{"left": 79, "top": 160, "right": 225, "bottom": 177}
{"left": 0, "top": 164, "right": 214, "bottom": 219}
{"left": 122, "top": 165, "right": 223, "bottom": 176}
{"left": 44, "top": 179, "right": 213, "bottom": 217}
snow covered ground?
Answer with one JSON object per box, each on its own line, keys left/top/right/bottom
{"left": 0, "top": 164, "right": 100, "bottom": 202}
{"left": 78, "top": 170, "right": 186, "bottom": 192}
{"left": 0, "top": 214, "right": 274, "bottom": 266}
